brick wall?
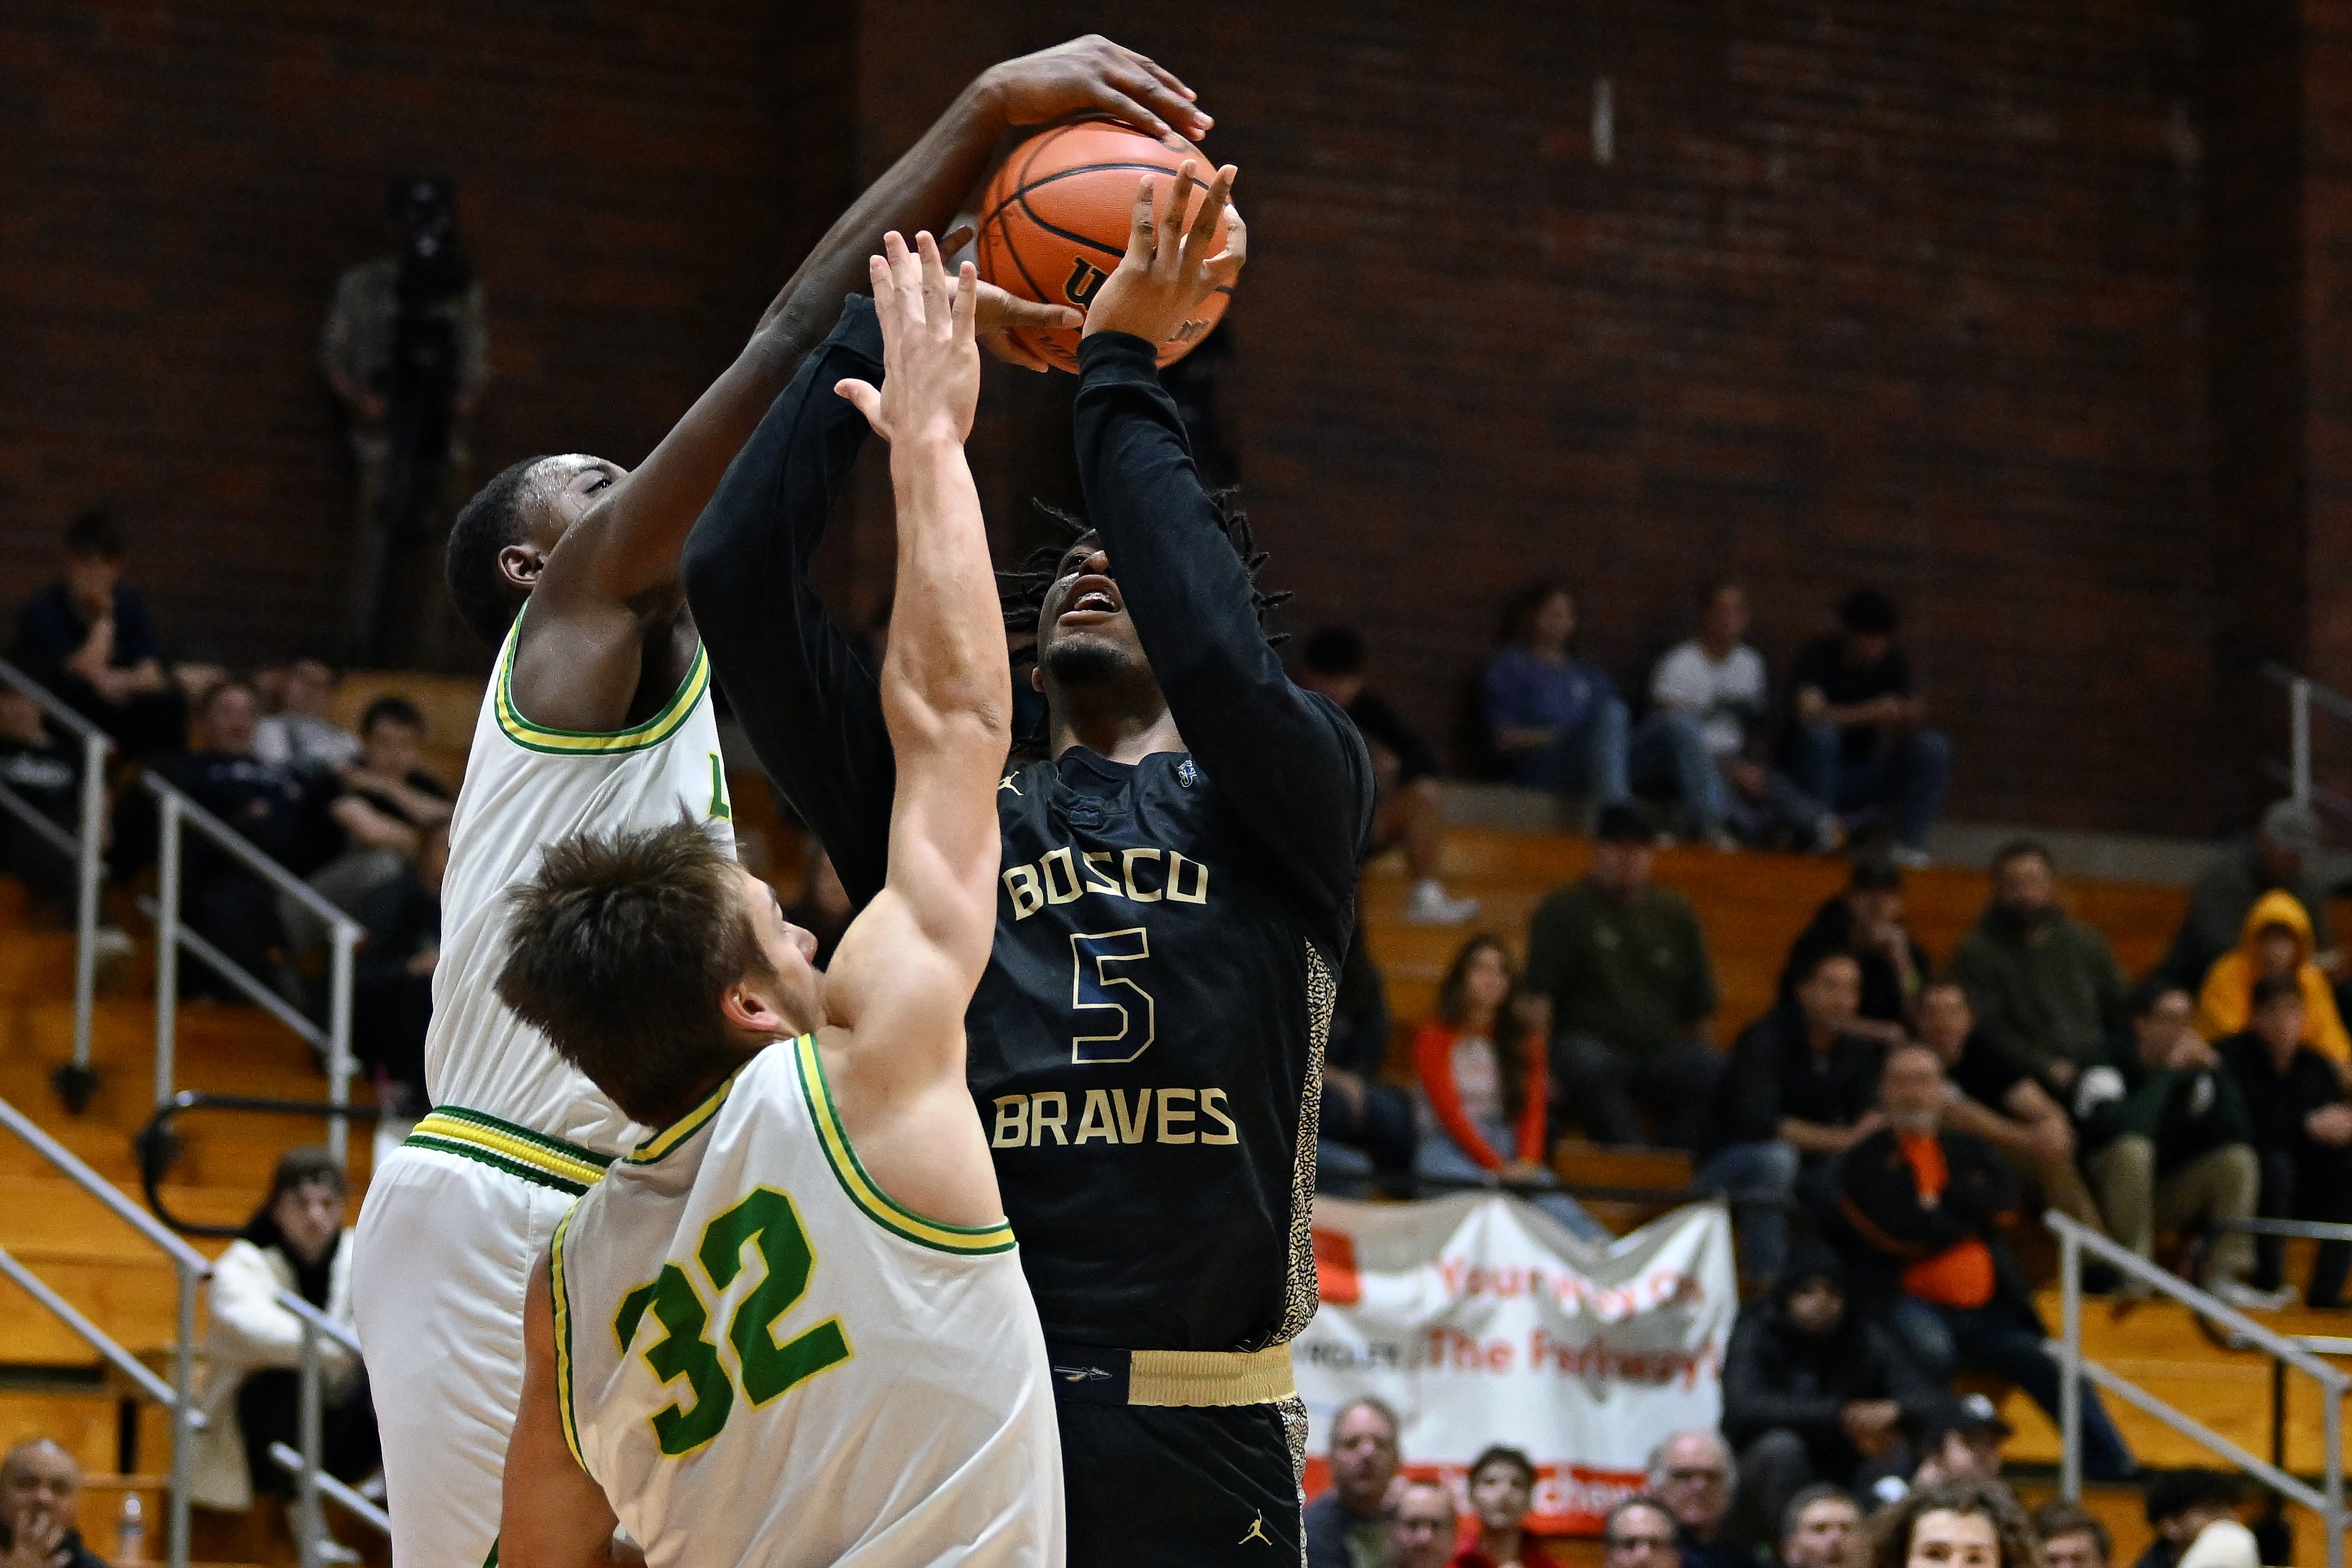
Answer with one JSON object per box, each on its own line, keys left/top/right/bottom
{"left": 856, "top": 0, "right": 2223, "bottom": 835}
{"left": 0, "top": 0, "right": 854, "bottom": 668}
{"left": 0, "top": 2, "right": 2281, "bottom": 835}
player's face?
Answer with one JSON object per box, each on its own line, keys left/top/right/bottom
{"left": 734, "top": 867, "right": 823, "bottom": 1034}
{"left": 1035, "top": 541, "right": 1150, "bottom": 689}
{"left": 503, "top": 455, "right": 628, "bottom": 594}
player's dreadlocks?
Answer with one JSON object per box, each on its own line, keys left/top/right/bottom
{"left": 995, "top": 488, "right": 1289, "bottom": 760}
{"left": 995, "top": 488, "right": 1290, "bottom": 651}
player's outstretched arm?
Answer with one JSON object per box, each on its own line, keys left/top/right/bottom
{"left": 680, "top": 36, "right": 1193, "bottom": 897}
{"left": 1073, "top": 165, "right": 1374, "bottom": 913}
{"left": 521, "top": 38, "right": 1204, "bottom": 734}
{"left": 817, "top": 234, "right": 1008, "bottom": 1229}
{"left": 501, "top": 1248, "right": 627, "bottom": 1568}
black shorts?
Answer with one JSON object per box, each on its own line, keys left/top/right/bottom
{"left": 1059, "top": 1398, "right": 1304, "bottom": 1567}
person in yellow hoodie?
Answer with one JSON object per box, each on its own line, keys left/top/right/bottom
{"left": 2194, "top": 890, "right": 2352, "bottom": 1062}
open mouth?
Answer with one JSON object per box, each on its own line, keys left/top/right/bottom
{"left": 1059, "top": 574, "right": 1122, "bottom": 624}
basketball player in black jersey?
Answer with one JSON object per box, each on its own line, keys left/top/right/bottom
{"left": 686, "top": 166, "right": 1372, "bottom": 1562}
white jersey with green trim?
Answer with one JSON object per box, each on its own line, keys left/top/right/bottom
{"left": 426, "top": 613, "right": 736, "bottom": 1156}
{"left": 553, "top": 1035, "right": 1061, "bottom": 1568}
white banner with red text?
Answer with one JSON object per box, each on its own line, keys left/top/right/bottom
{"left": 1298, "top": 1193, "right": 1735, "bottom": 1534}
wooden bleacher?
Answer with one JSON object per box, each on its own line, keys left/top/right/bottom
{"left": 2, "top": 716, "right": 2346, "bottom": 1560}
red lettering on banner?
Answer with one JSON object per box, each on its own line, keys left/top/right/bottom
{"left": 1314, "top": 1228, "right": 1361, "bottom": 1306}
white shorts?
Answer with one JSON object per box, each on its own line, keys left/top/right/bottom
{"left": 352, "top": 1110, "right": 612, "bottom": 1568}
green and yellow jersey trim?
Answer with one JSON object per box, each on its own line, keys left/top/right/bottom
{"left": 794, "top": 1033, "right": 1017, "bottom": 1256}
{"left": 405, "top": 1108, "right": 614, "bottom": 1196}
{"left": 624, "top": 1061, "right": 750, "bottom": 1166}
{"left": 493, "top": 607, "right": 710, "bottom": 756}
{"left": 548, "top": 1203, "right": 589, "bottom": 1475}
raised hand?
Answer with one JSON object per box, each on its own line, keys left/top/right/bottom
{"left": 976, "top": 285, "right": 1081, "bottom": 373}
{"left": 982, "top": 35, "right": 1210, "bottom": 146}
{"left": 834, "top": 232, "right": 980, "bottom": 447}
{"left": 1080, "top": 160, "right": 1245, "bottom": 351}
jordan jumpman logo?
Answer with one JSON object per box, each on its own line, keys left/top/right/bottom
{"left": 1239, "top": 1513, "right": 1272, "bottom": 1546}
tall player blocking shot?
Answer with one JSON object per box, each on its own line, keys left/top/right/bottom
{"left": 499, "top": 232, "right": 1059, "bottom": 1568}
{"left": 688, "top": 164, "right": 1374, "bottom": 1562}
{"left": 348, "top": 41, "right": 1207, "bottom": 1568}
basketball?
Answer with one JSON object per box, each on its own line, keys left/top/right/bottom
{"left": 974, "top": 120, "right": 1235, "bottom": 373}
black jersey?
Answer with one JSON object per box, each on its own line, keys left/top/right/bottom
{"left": 686, "top": 299, "right": 1374, "bottom": 1356}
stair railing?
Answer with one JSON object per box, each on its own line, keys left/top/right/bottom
{"left": 269, "top": 1290, "right": 387, "bottom": 1568}
{"left": 2049, "top": 1210, "right": 2348, "bottom": 1568}
{"left": 0, "top": 1095, "right": 212, "bottom": 1568}
{"left": 2262, "top": 662, "right": 2352, "bottom": 819}
{"left": 0, "top": 659, "right": 113, "bottom": 1109}
{"left": 141, "top": 771, "right": 363, "bottom": 1164}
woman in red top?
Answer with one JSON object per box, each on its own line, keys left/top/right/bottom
{"left": 1414, "top": 935, "right": 1606, "bottom": 1240}
{"left": 1451, "top": 1445, "right": 1565, "bottom": 1568}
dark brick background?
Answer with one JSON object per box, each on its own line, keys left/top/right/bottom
{"left": 9, "top": 0, "right": 2345, "bottom": 837}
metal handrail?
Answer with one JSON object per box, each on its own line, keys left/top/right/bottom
{"left": 137, "top": 1094, "right": 383, "bottom": 1239}
{"left": 2262, "top": 662, "right": 2352, "bottom": 814}
{"left": 0, "top": 659, "right": 113, "bottom": 1108}
{"left": 0, "top": 1092, "right": 211, "bottom": 1568}
{"left": 270, "top": 1291, "right": 380, "bottom": 1567}
{"left": 2050, "top": 1211, "right": 2347, "bottom": 1568}
{"left": 2217, "top": 1216, "right": 2352, "bottom": 1242}
{"left": 141, "top": 770, "right": 363, "bottom": 1162}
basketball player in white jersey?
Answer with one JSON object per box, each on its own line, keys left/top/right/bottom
{"left": 497, "top": 231, "right": 1053, "bottom": 1567}
{"left": 349, "top": 42, "right": 1205, "bottom": 1568}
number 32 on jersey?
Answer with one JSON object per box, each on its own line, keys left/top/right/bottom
{"left": 614, "top": 1188, "right": 850, "bottom": 1457}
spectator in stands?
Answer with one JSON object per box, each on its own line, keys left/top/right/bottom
{"left": 1782, "top": 589, "right": 1950, "bottom": 867}
{"left": 1602, "top": 1498, "right": 1681, "bottom": 1568}
{"left": 1835, "top": 1045, "right": 2137, "bottom": 1479}
{"left": 352, "top": 818, "right": 446, "bottom": 1112}
{"left": 0, "top": 686, "right": 85, "bottom": 915}
{"left": 2131, "top": 1472, "right": 2241, "bottom": 1568}
{"left": 2217, "top": 977, "right": 2352, "bottom": 1308}
{"left": 2078, "top": 981, "right": 2271, "bottom": 1306}
{"left": 2176, "top": 1522, "right": 2259, "bottom": 1568}
{"left": 1720, "top": 1238, "right": 1943, "bottom": 1542}
{"left": 1482, "top": 582, "right": 1630, "bottom": 818}
{"left": 1456, "top": 1446, "right": 1562, "bottom": 1568}
{"left": 1414, "top": 935, "right": 1606, "bottom": 1240}
{"left": 1779, "top": 858, "right": 1931, "bottom": 1047}
{"left": 2158, "top": 800, "right": 2338, "bottom": 997}
{"left": 0, "top": 1439, "right": 107, "bottom": 1568}
{"left": 1528, "top": 803, "right": 1722, "bottom": 1149}
{"left": 8, "top": 509, "right": 184, "bottom": 758}
{"left": 2194, "top": 891, "right": 2351, "bottom": 1062}
{"left": 192, "top": 1149, "right": 376, "bottom": 1513}
{"left": 1306, "top": 1398, "right": 1401, "bottom": 1568}
{"left": 1949, "top": 840, "right": 2129, "bottom": 1097}
{"left": 174, "top": 680, "right": 331, "bottom": 1004}
{"left": 1392, "top": 1482, "right": 1458, "bottom": 1568}
{"left": 1698, "top": 949, "right": 1881, "bottom": 1279}
{"left": 1913, "top": 978, "right": 2102, "bottom": 1232}
{"left": 1865, "top": 1481, "right": 2040, "bottom": 1568}
{"left": 1650, "top": 1430, "right": 1740, "bottom": 1568}
{"left": 1779, "top": 1486, "right": 1862, "bottom": 1568}
{"left": 1643, "top": 582, "right": 1836, "bottom": 852}
{"left": 289, "top": 696, "right": 455, "bottom": 961}
{"left": 1907, "top": 1395, "right": 2010, "bottom": 1491}
{"left": 1321, "top": 927, "right": 1414, "bottom": 1198}
{"left": 252, "top": 656, "right": 361, "bottom": 772}
{"left": 2032, "top": 1501, "right": 2113, "bottom": 1568}
{"left": 1299, "top": 626, "right": 1478, "bottom": 924}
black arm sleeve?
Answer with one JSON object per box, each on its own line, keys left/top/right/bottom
{"left": 683, "top": 296, "right": 897, "bottom": 907}
{"left": 1070, "top": 333, "right": 1374, "bottom": 920}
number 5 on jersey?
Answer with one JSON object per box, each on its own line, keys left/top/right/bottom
{"left": 614, "top": 1188, "right": 851, "bottom": 1456}
{"left": 1071, "top": 928, "right": 1155, "bottom": 1064}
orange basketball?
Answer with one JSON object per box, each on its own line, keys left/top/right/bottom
{"left": 974, "top": 121, "right": 1234, "bottom": 373}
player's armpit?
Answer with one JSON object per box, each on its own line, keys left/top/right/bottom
{"left": 501, "top": 1248, "right": 622, "bottom": 1568}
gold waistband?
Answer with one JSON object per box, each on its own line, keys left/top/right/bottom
{"left": 1127, "top": 1345, "right": 1297, "bottom": 1408}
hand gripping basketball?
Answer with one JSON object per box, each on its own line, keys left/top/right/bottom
{"left": 1080, "top": 160, "right": 1245, "bottom": 353}
{"left": 834, "top": 231, "right": 980, "bottom": 447}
